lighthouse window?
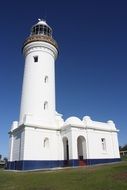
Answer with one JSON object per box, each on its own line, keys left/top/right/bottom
{"left": 33, "top": 27, "right": 35, "bottom": 34}
{"left": 35, "top": 25, "right": 39, "bottom": 34}
{"left": 101, "top": 138, "right": 106, "bottom": 151}
{"left": 43, "top": 138, "right": 49, "bottom": 148}
{"left": 40, "top": 25, "right": 43, "bottom": 33}
{"left": 47, "top": 28, "right": 51, "bottom": 36}
{"left": 44, "top": 101, "right": 48, "bottom": 110}
{"left": 34, "top": 56, "right": 38, "bottom": 62}
{"left": 44, "top": 26, "right": 47, "bottom": 35}
{"left": 44, "top": 76, "right": 48, "bottom": 83}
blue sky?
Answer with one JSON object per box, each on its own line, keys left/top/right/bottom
{"left": 0, "top": 0, "right": 127, "bottom": 157}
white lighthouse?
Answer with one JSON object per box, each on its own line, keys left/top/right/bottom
{"left": 8, "top": 19, "right": 120, "bottom": 170}
{"left": 19, "top": 19, "right": 58, "bottom": 128}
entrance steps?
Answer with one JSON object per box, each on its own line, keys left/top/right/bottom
{"left": 79, "top": 160, "right": 86, "bottom": 166}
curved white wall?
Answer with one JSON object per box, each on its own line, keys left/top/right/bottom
{"left": 19, "top": 41, "right": 58, "bottom": 127}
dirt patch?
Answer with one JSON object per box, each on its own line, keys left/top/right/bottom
{"left": 113, "top": 172, "right": 127, "bottom": 181}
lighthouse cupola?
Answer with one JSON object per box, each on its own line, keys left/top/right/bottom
{"left": 31, "top": 19, "right": 52, "bottom": 37}
{"left": 23, "top": 19, "right": 58, "bottom": 51}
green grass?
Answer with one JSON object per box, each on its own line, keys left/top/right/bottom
{"left": 121, "top": 155, "right": 127, "bottom": 161}
{"left": 0, "top": 162, "right": 127, "bottom": 190}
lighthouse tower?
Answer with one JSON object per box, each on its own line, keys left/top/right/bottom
{"left": 19, "top": 19, "right": 58, "bottom": 127}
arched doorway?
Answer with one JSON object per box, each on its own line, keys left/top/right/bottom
{"left": 77, "top": 136, "right": 87, "bottom": 166}
{"left": 63, "top": 137, "right": 69, "bottom": 166}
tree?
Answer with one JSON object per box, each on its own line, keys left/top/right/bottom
{"left": 119, "top": 144, "right": 127, "bottom": 151}
{"left": 119, "top": 146, "right": 122, "bottom": 151}
{"left": 3, "top": 157, "right": 8, "bottom": 163}
{"left": 122, "top": 144, "right": 127, "bottom": 151}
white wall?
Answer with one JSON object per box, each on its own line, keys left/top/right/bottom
{"left": 8, "top": 134, "right": 13, "bottom": 161}
{"left": 23, "top": 126, "right": 63, "bottom": 161}
{"left": 111, "top": 132, "right": 120, "bottom": 158}
{"left": 9, "top": 129, "right": 25, "bottom": 161}
{"left": 87, "top": 129, "right": 114, "bottom": 159}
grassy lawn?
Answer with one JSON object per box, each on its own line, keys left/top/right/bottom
{"left": 121, "top": 155, "right": 127, "bottom": 161}
{"left": 0, "top": 161, "right": 127, "bottom": 190}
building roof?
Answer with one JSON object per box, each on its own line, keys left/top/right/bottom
{"left": 64, "top": 116, "right": 84, "bottom": 127}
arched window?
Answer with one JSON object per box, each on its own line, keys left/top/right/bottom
{"left": 44, "top": 76, "right": 48, "bottom": 83}
{"left": 43, "top": 138, "right": 49, "bottom": 148}
{"left": 44, "top": 101, "right": 48, "bottom": 110}
{"left": 101, "top": 138, "right": 106, "bottom": 151}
